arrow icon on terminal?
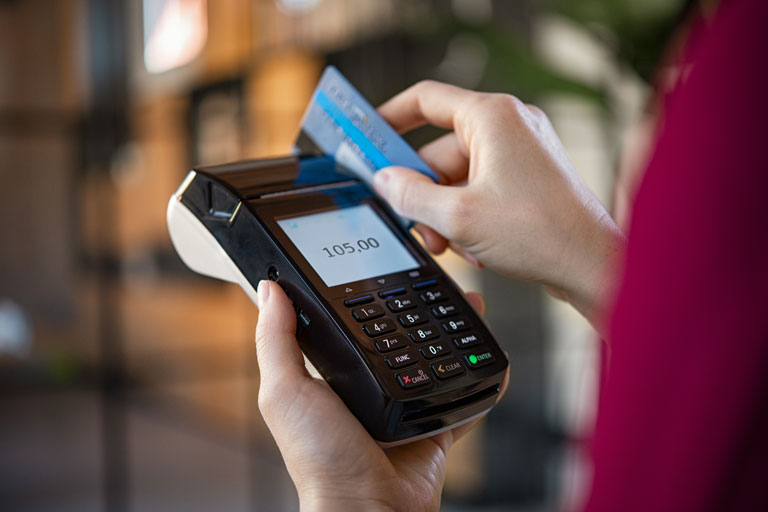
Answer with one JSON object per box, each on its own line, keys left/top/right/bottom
{"left": 437, "top": 365, "right": 445, "bottom": 373}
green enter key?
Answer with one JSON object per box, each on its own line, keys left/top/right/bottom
{"left": 465, "top": 350, "right": 495, "bottom": 369}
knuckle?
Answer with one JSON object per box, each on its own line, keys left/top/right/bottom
{"left": 393, "top": 176, "right": 418, "bottom": 216}
{"left": 525, "top": 103, "right": 545, "bottom": 118}
{"left": 413, "top": 79, "right": 439, "bottom": 92}
{"left": 476, "top": 93, "right": 522, "bottom": 115}
{"left": 463, "top": 93, "right": 525, "bottom": 132}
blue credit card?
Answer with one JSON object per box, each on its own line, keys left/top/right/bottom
{"left": 294, "top": 66, "right": 439, "bottom": 188}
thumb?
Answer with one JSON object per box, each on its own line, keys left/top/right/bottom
{"left": 254, "top": 281, "right": 309, "bottom": 404}
{"left": 373, "top": 166, "right": 464, "bottom": 241}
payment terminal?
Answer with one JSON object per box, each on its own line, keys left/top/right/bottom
{"left": 167, "top": 155, "right": 508, "bottom": 445}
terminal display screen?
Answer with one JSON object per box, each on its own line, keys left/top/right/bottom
{"left": 277, "top": 205, "right": 419, "bottom": 287}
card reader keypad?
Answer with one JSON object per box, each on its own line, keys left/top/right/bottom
{"left": 342, "top": 278, "right": 497, "bottom": 391}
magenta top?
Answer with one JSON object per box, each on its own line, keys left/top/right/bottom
{"left": 584, "top": 0, "right": 768, "bottom": 510}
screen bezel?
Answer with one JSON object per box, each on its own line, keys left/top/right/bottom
{"left": 252, "top": 184, "right": 431, "bottom": 299}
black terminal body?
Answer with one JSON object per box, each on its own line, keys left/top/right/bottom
{"left": 169, "top": 155, "right": 509, "bottom": 444}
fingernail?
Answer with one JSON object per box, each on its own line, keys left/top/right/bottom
{"left": 464, "top": 252, "right": 482, "bottom": 268}
{"left": 257, "top": 280, "right": 270, "bottom": 307}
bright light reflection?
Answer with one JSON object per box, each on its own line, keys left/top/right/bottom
{"left": 278, "top": 0, "right": 321, "bottom": 14}
{"left": 143, "top": 0, "right": 207, "bottom": 74}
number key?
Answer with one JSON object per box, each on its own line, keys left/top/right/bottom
{"left": 352, "top": 304, "right": 385, "bottom": 322}
{"left": 442, "top": 318, "right": 469, "bottom": 333}
{"left": 431, "top": 304, "right": 458, "bottom": 318}
{"left": 374, "top": 334, "right": 408, "bottom": 353}
{"left": 398, "top": 311, "right": 428, "bottom": 327}
{"left": 420, "top": 289, "right": 446, "bottom": 304}
{"left": 420, "top": 341, "right": 451, "bottom": 360}
{"left": 408, "top": 325, "right": 439, "bottom": 343}
{"left": 387, "top": 297, "right": 417, "bottom": 312}
{"left": 363, "top": 318, "right": 396, "bottom": 337}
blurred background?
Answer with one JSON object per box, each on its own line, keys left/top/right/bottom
{"left": 0, "top": 0, "right": 688, "bottom": 510}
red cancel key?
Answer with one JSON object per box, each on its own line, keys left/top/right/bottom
{"left": 396, "top": 367, "right": 432, "bottom": 389}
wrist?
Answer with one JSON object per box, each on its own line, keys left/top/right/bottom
{"left": 299, "top": 493, "right": 395, "bottom": 512}
{"left": 298, "top": 479, "right": 402, "bottom": 512}
{"left": 558, "top": 210, "right": 625, "bottom": 333}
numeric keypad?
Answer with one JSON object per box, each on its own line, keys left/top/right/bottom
{"left": 341, "top": 278, "right": 486, "bottom": 392}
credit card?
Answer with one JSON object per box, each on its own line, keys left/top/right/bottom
{"left": 294, "top": 66, "right": 439, "bottom": 189}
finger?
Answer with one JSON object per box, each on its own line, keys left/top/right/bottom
{"left": 378, "top": 80, "right": 475, "bottom": 134}
{"left": 373, "top": 166, "right": 465, "bottom": 241}
{"left": 464, "top": 292, "right": 485, "bottom": 316}
{"left": 449, "top": 416, "right": 484, "bottom": 443}
{"left": 414, "top": 223, "right": 449, "bottom": 254}
{"left": 448, "top": 241, "right": 484, "bottom": 268}
{"left": 429, "top": 414, "right": 484, "bottom": 456}
{"left": 418, "top": 132, "right": 469, "bottom": 185}
{"left": 254, "top": 281, "right": 308, "bottom": 391}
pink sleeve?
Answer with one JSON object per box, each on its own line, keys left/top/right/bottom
{"left": 584, "top": 0, "right": 768, "bottom": 510}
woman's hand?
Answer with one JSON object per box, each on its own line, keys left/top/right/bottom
{"left": 254, "top": 280, "right": 493, "bottom": 511}
{"left": 374, "top": 81, "right": 625, "bottom": 329}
